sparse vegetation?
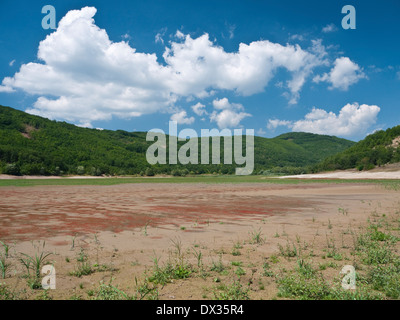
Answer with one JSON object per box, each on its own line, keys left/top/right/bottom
{"left": 235, "top": 266, "right": 246, "bottom": 276}
{"left": 249, "top": 228, "right": 264, "bottom": 244}
{"left": 91, "top": 280, "right": 131, "bottom": 300}
{"left": 134, "top": 277, "right": 159, "bottom": 300}
{"left": 278, "top": 241, "right": 299, "bottom": 258}
{"left": 0, "top": 255, "right": 10, "bottom": 280}
{"left": 19, "top": 242, "right": 52, "bottom": 289}
{"left": 213, "top": 281, "right": 250, "bottom": 300}
{"left": 69, "top": 248, "right": 94, "bottom": 277}
{"left": 0, "top": 283, "right": 17, "bottom": 300}
{"left": 274, "top": 212, "right": 400, "bottom": 300}
{"left": 210, "top": 255, "right": 226, "bottom": 274}
{"left": 0, "top": 242, "right": 11, "bottom": 279}
{"left": 148, "top": 248, "right": 192, "bottom": 286}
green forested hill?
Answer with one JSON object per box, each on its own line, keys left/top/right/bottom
{"left": 0, "top": 105, "right": 355, "bottom": 176}
{"left": 274, "top": 132, "right": 355, "bottom": 165}
{"left": 313, "top": 125, "right": 400, "bottom": 172}
{"left": 253, "top": 132, "right": 354, "bottom": 174}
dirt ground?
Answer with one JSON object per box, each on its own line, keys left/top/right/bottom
{"left": 0, "top": 182, "right": 399, "bottom": 299}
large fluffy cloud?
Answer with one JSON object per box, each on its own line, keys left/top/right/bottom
{"left": 267, "top": 103, "right": 380, "bottom": 137}
{"left": 313, "top": 57, "right": 366, "bottom": 90}
{"left": 163, "top": 33, "right": 326, "bottom": 98}
{"left": 0, "top": 6, "right": 331, "bottom": 127}
{"left": 2, "top": 7, "right": 175, "bottom": 125}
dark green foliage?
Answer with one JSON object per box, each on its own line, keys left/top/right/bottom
{"left": 313, "top": 125, "right": 400, "bottom": 172}
{"left": 0, "top": 105, "right": 355, "bottom": 176}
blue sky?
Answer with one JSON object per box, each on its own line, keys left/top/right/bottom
{"left": 0, "top": 0, "right": 399, "bottom": 141}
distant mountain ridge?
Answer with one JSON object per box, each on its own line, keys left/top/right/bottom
{"left": 0, "top": 105, "right": 355, "bottom": 176}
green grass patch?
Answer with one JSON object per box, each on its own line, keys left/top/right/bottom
{"left": 1, "top": 175, "right": 399, "bottom": 187}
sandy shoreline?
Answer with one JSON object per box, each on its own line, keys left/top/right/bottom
{"left": 280, "top": 170, "right": 400, "bottom": 179}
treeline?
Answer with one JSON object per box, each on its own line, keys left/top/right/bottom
{"left": 0, "top": 105, "right": 356, "bottom": 176}
{"left": 312, "top": 125, "right": 400, "bottom": 172}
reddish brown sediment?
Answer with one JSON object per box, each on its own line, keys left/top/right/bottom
{"left": 0, "top": 183, "right": 318, "bottom": 242}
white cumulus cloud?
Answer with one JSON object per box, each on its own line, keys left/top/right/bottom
{"left": 313, "top": 57, "right": 366, "bottom": 90}
{"left": 267, "top": 103, "right": 380, "bottom": 137}
{"left": 210, "top": 109, "right": 251, "bottom": 129}
{"left": 209, "top": 97, "right": 250, "bottom": 129}
{"left": 212, "top": 97, "right": 244, "bottom": 111}
{"left": 191, "top": 102, "right": 207, "bottom": 116}
{"left": 170, "top": 110, "right": 195, "bottom": 125}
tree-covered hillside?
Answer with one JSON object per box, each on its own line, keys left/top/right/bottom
{"left": 0, "top": 105, "right": 355, "bottom": 176}
{"left": 313, "top": 125, "right": 400, "bottom": 172}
